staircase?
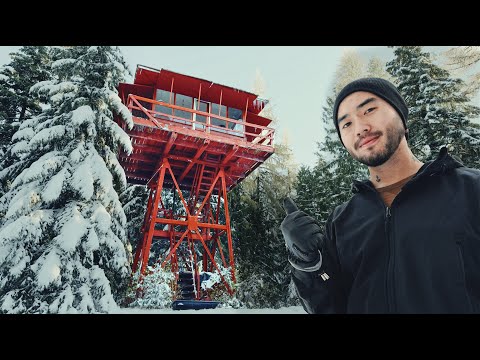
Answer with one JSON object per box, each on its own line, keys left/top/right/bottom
{"left": 178, "top": 271, "right": 196, "bottom": 300}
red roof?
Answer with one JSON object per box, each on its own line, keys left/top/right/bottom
{"left": 133, "top": 65, "right": 269, "bottom": 116}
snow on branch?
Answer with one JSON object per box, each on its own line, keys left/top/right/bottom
{"left": 33, "top": 248, "right": 62, "bottom": 290}
{"left": 29, "top": 125, "right": 66, "bottom": 148}
{"left": 0, "top": 209, "right": 54, "bottom": 264}
{"left": 5, "top": 181, "right": 42, "bottom": 218}
{"left": 99, "top": 113, "right": 133, "bottom": 155}
{"left": 12, "top": 127, "right": 35, "bottom": 142}
{"left": 12, "top": 152, "right": 67, "bottom": 187}
{"left": 104, "top": 146, "right": 127, "bottom": 190}
{"left": 103, "top": 89, "right": 133, "bottom": 129}
{"left": 53, "top": 204, "right": 89, "bottom": 253}
{"left": 71, "top": 105, "right": 95, "bottom": 127}
{"left": 42, "top": 167, "right": 70, "bottom": 204}
{"left": 70, "top": 161, "right": 94, "bottom": 200}
{"left": 51, "top": 58, "right": 76, "bottom": 70}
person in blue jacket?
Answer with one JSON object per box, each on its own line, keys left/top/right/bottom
{"left": 281, "top": 77, "right": 480, "bottom": 313}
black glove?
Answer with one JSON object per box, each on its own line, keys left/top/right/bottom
{"left": 280, "top": 197, "right": 323, "bottom": 272}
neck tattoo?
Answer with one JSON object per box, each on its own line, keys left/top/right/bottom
{"left": 375, "top": 175, "right": 381, "bottom": 182}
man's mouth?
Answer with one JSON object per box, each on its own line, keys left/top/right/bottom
{"left": 359, "top": 136, "right": 379, "bottom": 148}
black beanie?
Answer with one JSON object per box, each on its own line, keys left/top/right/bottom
{"left": 333, "top": 77, "right": 409, "bottom": 146}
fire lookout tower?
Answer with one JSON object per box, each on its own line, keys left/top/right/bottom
{"left": 116, "top": 65, "right": 275, "bottom": 305}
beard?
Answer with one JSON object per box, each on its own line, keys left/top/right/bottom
{"left": 350, "top": 123, "right": 405, "bottom": 167}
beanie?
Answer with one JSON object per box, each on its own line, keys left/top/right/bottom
{"left": 332, "top": 78, "right": 409, "bottom": 146}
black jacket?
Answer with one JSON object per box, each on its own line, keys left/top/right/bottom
{"left": 292, "top": 147, "right": 480, "bottom": 313}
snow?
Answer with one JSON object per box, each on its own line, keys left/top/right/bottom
{"left": 51, "top": 58, "right": 76, "bottom": 70}
{"left": 11, "top": 127, "right": 34, "bottom": 142}
{"left": 10, "top": 140, "right": 29, "bottom": 156}
{"left": 113, "top": 305, "right": 306, "bottom": 314}
{"left": 42, "top": 168, "right": 68, "bottom": 204}
{"left": 70, "top": 161, "right": 94, "bottom": 199}
{"left": 14, "top": 152, "right": 66, "bottom": 186}
{"left": 35, "top": 249, "right": 61, "bottom": 289}
{"left": 30, "top": 124, "right": 66, "bottom": 147}
{"left": 5, "top": 181, "right": 41, "bottom": 218}
{"left": 54, "top": 205, "right": 88, "bottom": 252}
{"left": 71, "top": 105, "right": 95, "bottom": 127}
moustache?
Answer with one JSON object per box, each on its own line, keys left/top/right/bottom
{"left": 355, "top": 131, "right": 383, "bottom": 149}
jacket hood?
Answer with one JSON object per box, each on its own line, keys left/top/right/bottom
{"left": 351, "top": 147, "right": 464, "bottom": 194}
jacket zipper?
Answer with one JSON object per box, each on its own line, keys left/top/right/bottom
{"left": 384, "top": 206, "right": 395, "bottom": 313}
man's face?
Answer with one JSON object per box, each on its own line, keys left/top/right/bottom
{"left": 337, "top": 91, "right": 406, "bottom": 167}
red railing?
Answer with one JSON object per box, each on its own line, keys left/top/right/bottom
{"left": 127, "top": 94, "right": 275, "bottom": 147}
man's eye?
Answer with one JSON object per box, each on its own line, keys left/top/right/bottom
{"left": 342, "top": 122, "right": 351, "bottom": 129}
{"left": 365, "top": 107, "right": 376, "bottom": 114}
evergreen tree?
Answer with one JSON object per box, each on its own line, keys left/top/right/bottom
{"left": 333, "top": 48, "right": 365, "bottom": 93}
{"left": 233, "top": 149, "right": 298, "bottom": 308}
{"left": 0, "top": 46, "right": 53, "bottom": 198}
{"left": 226, "top": 71, "right": 300, "bottom": 308}
{"left": 128, "top": 264, "right": 174, "bottom": 309}
{"left": 0, "top": 46, "right": 51, "bottom": 123}
{"left": 443, "top": 46, "right": 480, "bottom": 99}
{"left": 119, "top": 184, "right": 148, "bottom": 265}
{"left": 293, "top": 165, "right": 317, "bottom": 218}
{"left": 231, "top": 88, "right": 298, "bottom": 308}
{"left": 366, "top": 56, "right": 391, "bottom": 79}
{"left": 0, "top": 46, "right": 134, "bottom": 313}
{"left": 386, "top": 46, "right": 480, "bottom": 167}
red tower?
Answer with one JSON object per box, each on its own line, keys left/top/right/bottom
{"left": 116, "top": 66, "right": 274, "bottom": 305}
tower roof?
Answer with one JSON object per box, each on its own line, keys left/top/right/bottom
{"left": 134, "top": 65, "right": 269, "bottom": 115}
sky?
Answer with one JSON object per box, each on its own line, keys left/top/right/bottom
{"left": 0, "top": 46, "right": 377, "bottom": 168}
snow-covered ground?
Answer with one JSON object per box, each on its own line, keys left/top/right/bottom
{"left": 113, "top": 305, "right": 307, "bottom": 314}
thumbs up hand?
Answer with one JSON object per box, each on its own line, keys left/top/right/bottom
{"left": 280, "top": 197, "right": 323, "bottom": 272}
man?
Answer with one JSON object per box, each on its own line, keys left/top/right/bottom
{"left": 281, "top": 77, "right": 480, "bottom": 313}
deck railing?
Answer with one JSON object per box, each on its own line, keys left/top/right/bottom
{"left": 127, "top": 94, "right": 275, "bottom": 147}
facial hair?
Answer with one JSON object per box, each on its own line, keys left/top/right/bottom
{"left": 350, "top": 122, "right": 405, "bottom": 167}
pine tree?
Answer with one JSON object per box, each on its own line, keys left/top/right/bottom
{"left": 0, "top": 46, "right": 52, "bottom": 122}
{"left": 333, "top": 48, "right": 366, "bottom": 93}
{"left": 231, "top": 74, "right": 299, "bottom": 307}
{"left": 386, "top": 46, "right": 480, "bottom": 167}
{"left": 119, "top": 184, "right": 148, "bottom": 265}
{"left": 366, "top": 56, "right": 391, "bottom": 79}
{"left": 0, "top": 46, "right": 134, "bottom": 313}
{"left": 443, "top": 46, "right": 480, "bottom": 99}
{"left": 293, "top": 165, "right": 317, "bottom": 218}
{"left": 0, "top": 46, "right": 53, "bottom": 198}
{"left": 233, "top": 162, "right": 297, "bottom": 308}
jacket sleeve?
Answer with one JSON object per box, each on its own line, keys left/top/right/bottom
{"left": 291, "top": 211, "right": 348, "bottom": 314}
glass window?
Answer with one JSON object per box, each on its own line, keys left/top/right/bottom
{"left": 210, "top": 103, "right": 227, "bottom": 132}
{"left": 227, "top": 107, "right": 243, "bottom": 136}
{"left": 174, "top": 94, "right": 193, "bottom": 124}
{"left": 194, "top": 99, "right": 209, "bottom": 130}
{"left": 155, "top": 89, "right": 173, "bottom": 118}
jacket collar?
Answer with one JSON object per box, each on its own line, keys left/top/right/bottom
{"left": 351, "top": 147, "right": 464, "bottom": 193}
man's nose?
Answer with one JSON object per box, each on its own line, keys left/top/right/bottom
{"left": 354, "top": 117, "right": 371, "bottom": 137}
